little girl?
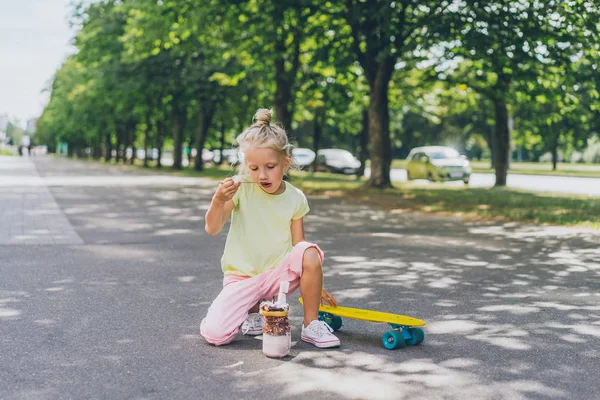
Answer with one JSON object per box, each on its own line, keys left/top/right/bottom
{"left": 200, "top": 108, "right": 341, "bottom": 349}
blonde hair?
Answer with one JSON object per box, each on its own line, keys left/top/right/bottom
{"left": 235, "top": 108, "right": 296, "bottom": 175}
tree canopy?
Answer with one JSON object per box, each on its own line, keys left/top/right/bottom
{"left": 37, "top": 0, "right": 600, "bottom": 186}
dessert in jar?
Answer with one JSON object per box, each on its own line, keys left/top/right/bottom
{"left": 259, "top": 282, "right": 291, "bottom": 358}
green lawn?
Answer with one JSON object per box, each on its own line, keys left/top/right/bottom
{"left": 77, "top": 157, "right": 600, "bottom": 229}
{"left": 288, "top": 172, "right": 600, "bottom": 229}
{"left": 0, "top": 148, "right": 17, "bottom": 156}
{"left": 166, "top": 163, "right": 600, "bottom": 229}
{"left": 388, "top": 159, "right": 600, "bottom": 178}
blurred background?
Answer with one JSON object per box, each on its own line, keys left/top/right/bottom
{"left": 1, "top": 0, "right": 599, "bottom": 189}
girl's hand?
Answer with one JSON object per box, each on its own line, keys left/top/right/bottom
{"left": 321, "top": 288, "right": 338, "bottom": 307}
{"left": 214, "top": 178, "right": 241, "bottom": 203}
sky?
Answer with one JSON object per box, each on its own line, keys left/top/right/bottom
{"left": 0, "top": 0, "right": 76, "bottom": 127}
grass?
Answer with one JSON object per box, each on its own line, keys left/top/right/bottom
{"left": 287, "top": 173, "right": 600, "bottom": 229}
{"left": 388, "top": 159, "right": 600, "bottom": 178}
{"left": 470, "top": 161, "right": 600, "bottom": 178}
{"left": 72, "top": 156, "right": 600, "bottom": 229}
{"left": 0, "top": 148, "right": 17, "bottom": 156}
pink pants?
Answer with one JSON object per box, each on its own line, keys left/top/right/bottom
{"left": 200, "top": 241, "right": 323, "bottom": 346}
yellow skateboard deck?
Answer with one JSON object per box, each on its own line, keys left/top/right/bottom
{"left": 299, "top": 297, "right": 425, "bottom": 326}
{"left": 299, "top": 297, "right": 426, "bottom": 349}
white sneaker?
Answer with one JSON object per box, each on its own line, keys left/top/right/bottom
{"left": 241, "top": 313, "right": 264, "bottom": 336}
{"left": 301, "top": 320, "right": 341, "bottom": 348}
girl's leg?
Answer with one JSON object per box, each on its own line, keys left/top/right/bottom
{"left": 200, "top": 276, "right": 263, "bottom": 346}
{"left": 261, "top": 242, "right": 325, "bottom": 326}
{"left": 262, "top": 242, "right": 340, "bottom": 348}
{"left": 299, "top": 247, "right": 323, "bottom": 326}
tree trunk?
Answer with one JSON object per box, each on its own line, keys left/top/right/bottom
{"left": 171, "top": 102, "right": 185, "bottom": 170}
{"left": 492, "top": 97, "right": 510, "bottom": 187}
{"left": 357, "top": 109, "right": 369, "bottom": 177}
{"left": 104, "top": 132, "right": 112, "bottom": 162}
{"left": 129, "top": 121, "right": 137, "bottom": 165}
{"left": 217, "top": 122, "right": 226, "bottom": 166}
{"left": 194, "top": 106, "right": 215, "bottom": 171}
{"left": 143, "top": 113, "right": 152, "bottom": 168}
{"left": 488, "top": 130, "right": 494, "bottom": 168}
{"left": 366, "top": 65, "right": 393, "bottom": 188}
{"left": 312, "top": 110, "right": 323, "bottom": 173}
{"left": 274, "top": 73, "right": 293, "bottom": 133}
{"left": 93, "top": 134, "right": 101, "bottom": 160}
{"left": 115, "top": 125, "right": 123, "bottom": 163}
{"left": 551, "top": 135, "right": 559, "bottom": 171}
{"left": 156, "top": 117, "right": 165, "bottom": 169}
{"left": 272, "top": 8, "right": 302, "bottom": 134}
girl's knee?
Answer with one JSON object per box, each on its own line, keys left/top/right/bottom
{"left": 303, "top": 247, "right": 322, "bottom": 272}
{"left": 200, "top": 317, "right": 235, "bottom": 346}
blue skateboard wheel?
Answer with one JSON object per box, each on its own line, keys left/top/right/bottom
{"left": 330, "top": 316, "right": 343, "bottom": 331}
{"left": 382, "top": 331, "right": 406, "bottom": 350}
{"left": 405, "top": 327, "right": 425, "bottom": 346}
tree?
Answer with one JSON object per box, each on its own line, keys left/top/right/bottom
{"left": 343, "top": 0, "right": 456, "bottom": 188}
{"left": 222, "top": 0, "right": 322, "bottom": 133}
{"left": 448, "top": 0, "right": 599, "bottom": 186}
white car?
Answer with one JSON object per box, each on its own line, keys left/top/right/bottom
{"left": 316, "top": 149, "right": 361, "bottom": 175}
{"left": 292, "top": 148, "right": 316, "bottom": 169}
{"left": 212, "top": 149, "right": 242, "bottom": 165}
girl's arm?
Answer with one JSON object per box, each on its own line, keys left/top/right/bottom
{"left": 205, "top": 178, "right": 239, "bottom": 236}
{"left": 291, "top": 217, "right": 305, "bottom": 245}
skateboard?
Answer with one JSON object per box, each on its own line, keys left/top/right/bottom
{"left": 299, "top": 297, "right": 425, "bottom": 350}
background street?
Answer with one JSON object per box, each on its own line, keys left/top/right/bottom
{"left": 366, "top": 168, "right": 600, "bottom": 197}
{"left": 1, "top": 155, "right": 599, "bottom": 399}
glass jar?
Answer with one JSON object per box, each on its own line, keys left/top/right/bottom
{"left": 259, "top": 301, "right": 291, "bottom": 358}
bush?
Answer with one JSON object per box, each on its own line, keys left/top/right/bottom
{"left": 583, "top": 137, "right": 600, "bottom": 163}
{"left": 570, "top": 151, "right": 584, "bottom": 163}
{"left": 539, "top": 151, "right": 563, "bottom": 163}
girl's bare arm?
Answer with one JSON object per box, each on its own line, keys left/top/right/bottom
{"left": 291, "top": 217, "right": 305, "bottom": 245}
{"left": 205, "top": 178, "right": 240, "bottom": 236}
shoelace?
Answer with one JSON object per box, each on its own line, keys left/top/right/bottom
{"left": 242, "top": 314, "right": 263, "bottom": 334}
{"left": 252, "top": 315, "right": 264, "bottom": 328}
{"left": 311, "top": 321, "right": 334, "bottom": 336}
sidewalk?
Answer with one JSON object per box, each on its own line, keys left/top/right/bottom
{"left": 0, "top": 156, "right": 83, "bottom": 245}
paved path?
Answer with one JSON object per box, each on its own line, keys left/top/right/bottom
{"left": 0, "top": 157, "right": 83, "bottom": 245}
{"left": 1, "top": 155, "right": 600, "bottom": 399}
{"left": 366, "top": 168, "right": 600, "bottom": 197}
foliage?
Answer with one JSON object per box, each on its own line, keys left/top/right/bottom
{"left": 35, "top": 0, "right": 600, "bottom": 187}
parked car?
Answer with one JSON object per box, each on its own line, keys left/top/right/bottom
{"left": 198, "top": 148, "right": 214, "bottom": 163}
{"left": 406, "top": 146, "right": 471, "bottom": 184}
{"left": 292, "top": 148, "right": 316, "bottom": 169}
{"left": 212, "top": 149, "right": 241, "bottom": 165}
{"left": 316, "top": 149, "right": 361, "bottom": 175}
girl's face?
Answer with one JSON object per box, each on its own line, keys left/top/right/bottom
{"left": 244, "top": 147, "right": 290, "bottom": 195}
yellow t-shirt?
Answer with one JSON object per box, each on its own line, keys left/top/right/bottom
{"left": 220, "top": 179, "right": 310, "bottom": 277}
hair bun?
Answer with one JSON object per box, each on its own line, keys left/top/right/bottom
{"left": 254, "top": 108, "right": 272, "bottom": 126}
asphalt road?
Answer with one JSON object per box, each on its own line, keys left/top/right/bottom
{"left": 365, "top": 169, "right": 600, "bottom": 197}
{"left": 1, "top": 155, "right": 600, "bottom": 399}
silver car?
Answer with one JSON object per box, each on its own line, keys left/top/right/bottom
{"left": 292, "top": 148, "right": 316, "bottom": 169}
{"left": 316, "top": 149, "right": 361, "bottom": 175}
